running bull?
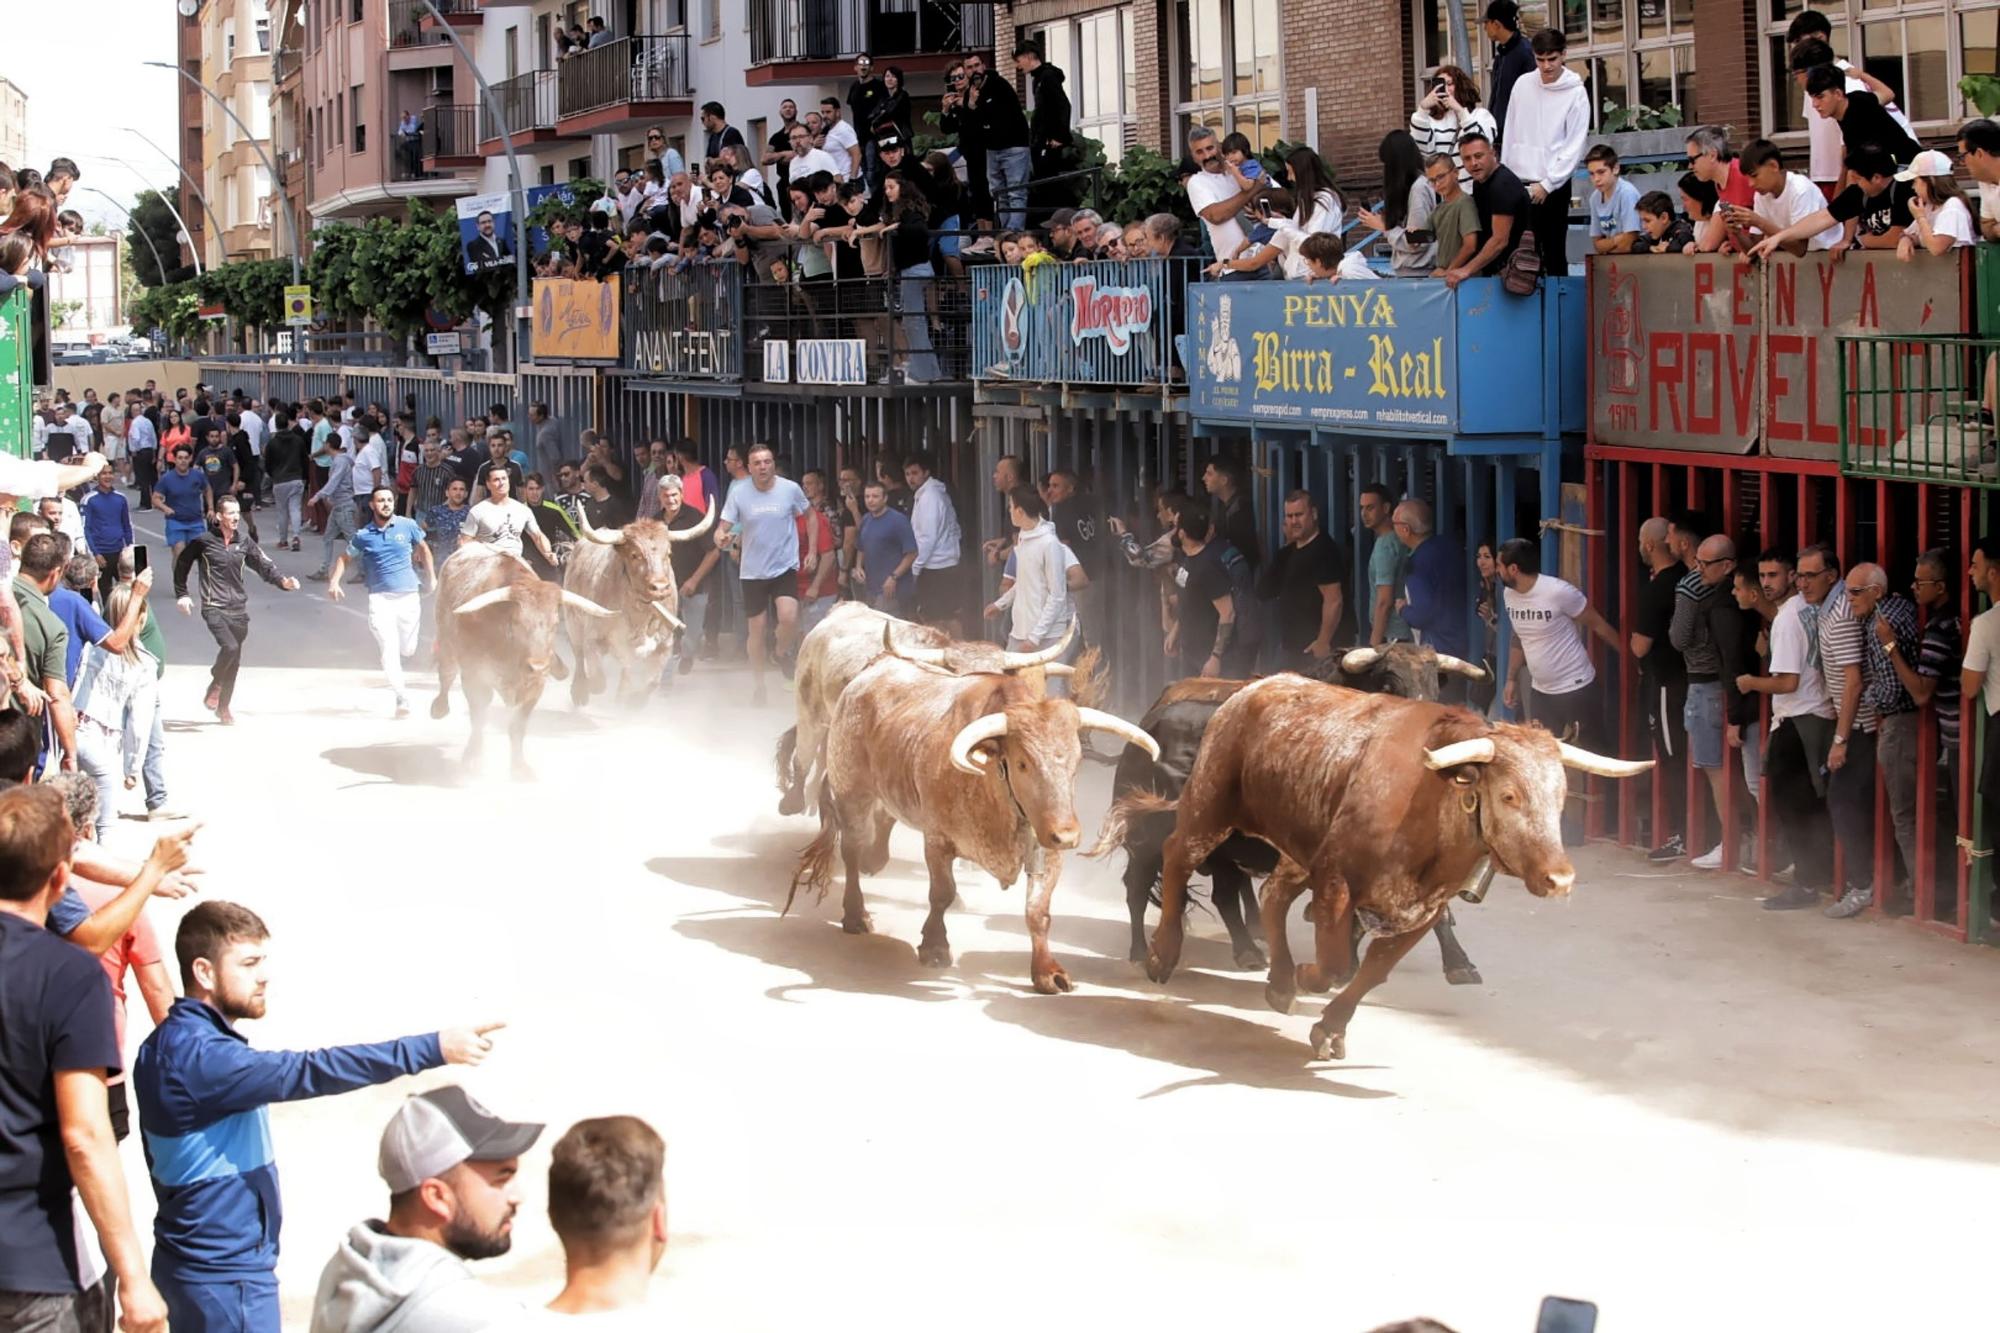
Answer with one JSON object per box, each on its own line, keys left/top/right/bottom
{"left": 1138, "top": 676, "right": 1649, "bottom": 1059}
{"left": 789, "top": 636, "right": 1156, "bottom": 994}
{"left": 432, "top": 546, "right": 615, "bottom": 778}
{"left": 776, "top": 602, "right": 1075, "bottom": 817}
{"left": 1096, "top": 643, "right": 1491, "bottom": 980}
{"left": 564, "top": 500, "right": 716, "bottom": 708}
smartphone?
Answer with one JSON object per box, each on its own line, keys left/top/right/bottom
{"left": 132, "top": 545, "right": 149, "bottom": 576}
{"left": 1536, "top": 1296, "right": 1598, "bottom": 1333}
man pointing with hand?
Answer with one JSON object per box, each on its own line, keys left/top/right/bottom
{"left": 135, "top": 900, "right": 505, "bottom": 1333}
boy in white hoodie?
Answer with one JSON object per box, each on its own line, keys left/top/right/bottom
{"left": 1499, "top": 26, "right": 1589, "bottom": 279}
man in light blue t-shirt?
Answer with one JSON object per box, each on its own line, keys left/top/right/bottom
{"left": 329, "top": 485, "right": 435, "bottom": 718}
{"left": 1585, "top": 144, "right": 1643, "bottom": 254}
{"left": 717, "top": 444, "right": 809, "bottom": 703}
{"left": 1360, "top": 484, "right": 1409, "bottom": 645}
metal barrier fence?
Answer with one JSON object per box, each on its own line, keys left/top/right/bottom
{"left": 970, "top": 257, "right": 1195, "bottom": 389}
{"left": 623, "top": 265, "right": 743, "bottom": 381}
{"left": 742, "top": 272, "right": 972, "bottom": 386}
{"left": 1839, "top": 333, "right": 1999, "bottom": 488}
{"left": 557, "top": 35, "right": 689, "bottom": 120}
{"left": 423, "top": 105, "right": 479, "bottom": 159}
{"left": 489, "top": 70, "right": 558, "bottom": 141}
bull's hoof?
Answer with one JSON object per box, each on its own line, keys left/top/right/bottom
{"left": 430, "top": 696, "right": 449, "bottom": 720}
{"left": 1308, "top": 1023, "right": 1346, "bottom": 1062}
{"left": 841, "top": 912, "right": 873, "bottom": 936}
{"left": 1033, "top": 966, "right": 1073, "bottom": 995}
{"left": 1444, "top": 964, "right": 1483, "bottom": 986}
{"left": 778, "top": 788, "right": 805, "bottom": 817}
{"left": 916, "top": 939, "right": 951, "bottom": 967}
{"left": 1295, "top": 963, "right": 1332, "bottom": 995}
{"left": 1128, "top": 941, "right": 1149, "bottom": 965}
{"left": 1264, "top": 981, "right": 1295, "bottom": 1014}
{"left": 1233, "top": 943, "right": 1269, "bottom": 970}
{"left": 1145, "top": 953, "right": 1177, "bottom": 984}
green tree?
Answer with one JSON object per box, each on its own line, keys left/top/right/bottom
{"left": 196, "top": 259, "right": 289, "bottom": 331}
{"left": 127, "top": 189, "right": 195, "bottom": 286}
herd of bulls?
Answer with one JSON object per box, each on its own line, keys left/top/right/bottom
{"left": 418, "top": 506, "right": 1652, "bottom": 1062}
{"left": 775, "top": 607, "right": 1652, "bottom": 1061}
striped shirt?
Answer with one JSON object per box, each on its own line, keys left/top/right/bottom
{"left": 1916, "top": 611, "right": 1963, "bottom": 748}
{"left": 1818, "top": 585, "right": 1870, "bottom": 730}
{"left": 1860, "top": 593, "right": 1920, "bottom": 726}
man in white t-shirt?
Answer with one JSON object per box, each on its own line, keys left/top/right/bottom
{"left": 1956, "top": 119, "right": 2000, "bottom": 243}
{"left": 1184, "top": 126, "right": 1267, "bottom": 262}
{"left": 1738, "top": 546, "right": 1837, "bottom": 908}
{"left": 458, "top": 469, "right": 556, "bottom": 565}
{"left": 1731, "top": 139, "right": 1844, "bottom": 255}
{"left": 1958, "top": 540, "right": 2000, "bottom": 924}
{"left": 818, "top": 96, "right": 860, "bottom": 180}
{"left": 483, "top": 1116, "right": 665, "bottom": 1333}
{"left": 1497, "top": 534, "right": 1619, "bottom": 759}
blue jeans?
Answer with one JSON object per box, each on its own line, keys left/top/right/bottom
{"left": 143, "top": 704, "right": 168, "bottom": 811}
{"left": 154, "top": 1270, "right": 279, "bottom": 1333}
{"left": 676, "top": 589, "right": 708, "bottom": 672}
{"left": 987, "top": 145, "right": 1030, "bottom": 229}
{"left": 896, "top": 263, "right": 942, "bottom": 384}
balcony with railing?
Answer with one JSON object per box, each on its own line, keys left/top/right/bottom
{"left": 418, "top": 0, "right": 483, "bottom": 33}
{"left": 388, "top": 0, "right": 462, "bottom": 49}
{"left": 748, "top": 0, "right": 993, "bottom": 80}
{"left": 555, "top": 34, "right": 691, "bottom": 135}
{"left": 272, "top": 46, "right": 301, "bottom": 86}
{"left": 482, "top": 69, "right": 576, "bottom": 151}
{"left": 421, "top": 105, "right": 481, "bottom": 168}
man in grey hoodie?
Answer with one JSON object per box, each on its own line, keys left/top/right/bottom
{"left": 312, "top": 1086, "right": 543, "bottom": 1333}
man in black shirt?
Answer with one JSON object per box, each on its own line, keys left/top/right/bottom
{"left": 940, "top": 60, "right": 992, "bottom": 224}
{"left": 1171, "top": 507, "right": 1251, "bottom": 680}
{"left": 172, "top": 494, "right": 298, "bottom": 723}
{"left": 1484, "top": 0, "right": 1534, "bottom": 152}
{"left": 1749, "top": 144, "right": 1910, "bottom": 257}
{"left": 262, "top": 411, "right": 309, "bottom": 551}
{"left": 1631, "top": 516, "right": 1691, "bottom": 860}
{"left": 1258, "top": 490, "right": 1347, "bottom": 663}
{"left": 1201, "top": 455, "right": 1261, "bottom": 570}
{"left": 962, "top": 51, "right": 1031, "bottom": 228}
{"left": 472, "top": 432, "right": 525, "bottom": 500}
{"left": 1449, "top": 130, "right": 1530, "bottom": 285}
{"left": 1016, "top": 39, "right": 1075, "bottom": 213}
{"left": 1805, "top": 65, "right": 1921, "bottom": 167}
{"left": 194, "top": 424, "right": 240, "bottom": 507}
{"left": 700, "top": 102, "right": 746, "bottom": 163}
{"left": 581, "top": 466, "right": 635, "bottom": 530}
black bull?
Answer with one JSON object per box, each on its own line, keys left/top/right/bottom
{"left": 1096, "top": 644, "right": 1491, "bottom": 979}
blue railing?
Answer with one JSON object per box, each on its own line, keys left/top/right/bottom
{"left": 971, "top": 257, "right": 1196, "bottom": 389}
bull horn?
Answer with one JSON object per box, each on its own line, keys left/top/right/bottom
{"left": 574, "top": 503, "right": 626, "bottom": 546}
{"left": 651, "top": 600, "right": 686, "bottom": 632}
{"left": 1424, "top": 737, "right": 1497, "bottom": 770}
{"left": 1341, "top": 647, "right": 1383, "bottom": 673}
{"left": 666, "top": 501, "right": 717, "bottom": 543}
{"left": 882, "top": 621, "right": 950, "bottom": 667}
{"left": 1557, "top": 742, "right": 1654, "bottom": 778}
{"left": 560, "top": 590, "right": 618, "bottom": 619}
{"left": 452, "top": 586, "right": 516, "bottom": 616}
{"left": 1045, "top": 663, "right": 1075, "bottom": 678}
{"left": 948, "top": 712, "right": 1010, "bottom": 775}
{"left": 1076, "top": 708, "right": 1160, "bottom": 762}
{"left": 997, "top": 614, "right": 1075, "bottom": 670}
{"left": 1435, "top": 652, "right": 1489, "bottom": 681}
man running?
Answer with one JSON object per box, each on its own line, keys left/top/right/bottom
{"left": 153, "top": 443, "right": 212, "bottom": 561}
{"left": 172, "top": 497, "right": 300, "bottom": 724}
{"left": 458, "top": 469, "right": 558, "bottom": 566}
{"left": 329, "top": 486, "right": 435, "bottom": 719}
{"left": 715, "top": 444, "right": 808, "bottom": 705}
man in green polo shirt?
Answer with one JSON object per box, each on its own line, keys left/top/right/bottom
{"left": 13, "top": 532, "right": 76, "bottom": 772}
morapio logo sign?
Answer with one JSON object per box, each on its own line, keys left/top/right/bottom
{"left": 1067, "top": 275, "right": 1153, "bottom": 355}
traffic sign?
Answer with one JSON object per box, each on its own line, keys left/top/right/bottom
{"left": 284, "top": 284, "right": 314, "bottom": 326}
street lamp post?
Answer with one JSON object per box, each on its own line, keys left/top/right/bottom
{"left": 121, "top": 127, "right": 228, "bottom": 269}
{"left": 144, "top": 61, "right": 303, "bottom": 288}
{"left": 78, "top": 186, "right": 176, "bottom": 286}
{"left": 415, "top": 0, "right": 533, "bottom": 382}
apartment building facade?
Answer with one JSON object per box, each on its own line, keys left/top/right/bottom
{"left": 195, "top": 0, "right": 278, "bottom": 266}
{"left": 0, "top": 78, "right": 26, "bottom": 170}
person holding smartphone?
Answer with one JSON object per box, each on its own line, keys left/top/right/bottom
{"left": 1409, "top": 64, "right": 1496, "bottom": 194}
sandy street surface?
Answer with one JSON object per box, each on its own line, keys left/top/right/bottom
{"left": 102, "top": 510, "right": 2000, "bottom": 1333}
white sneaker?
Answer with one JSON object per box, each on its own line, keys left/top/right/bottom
{"left": 1691, "top": 843, "right": 1724, "bottom": 870}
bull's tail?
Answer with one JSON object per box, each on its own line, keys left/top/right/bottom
{"left": 1087, "top": 790, "right": 1179, "bottom": 860}
{"left": 785, "top": 779, "right": 841, "bottom": 914}
{"left": 775, "top": 727, "right": 799, "bottom": 797}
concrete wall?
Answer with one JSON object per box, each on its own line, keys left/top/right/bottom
{"left": 51, "top": 361, "right": 208, "bottom": 403}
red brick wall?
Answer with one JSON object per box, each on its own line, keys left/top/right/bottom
{"left": 1282, "top": 0, "right": 1411, "bottom": 200}
{"left": 1693, "top": 0, "right": 1763, "bottom": 142}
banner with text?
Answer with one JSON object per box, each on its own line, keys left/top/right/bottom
{"left": 1590, "top": 251, "right": 1969, "bottom": 460}
{"left": 970, "top": 258, "right": 1191, "bottom": 387}
{"left": 532, "top": 277, "right": 621, "bottom": 364}
{"left": 1188, "top": 280, "right": 1459, "bottom": 431}
{"left": 622, "top": 264, "right": 742, "bottom": 381}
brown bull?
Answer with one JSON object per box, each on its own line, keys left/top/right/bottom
{"left": 432, "top": 547, "right": 615, "bottom": 778}
{"left": 564, "top": 501, "right": 716, "bottom": 707}
{"left": 775, "top": 603, "right": 1074, "bottom": 816}
{"left": 790, "top": 654, "right": 1155, "bottom": 994}
{"left": 1142, "top": 675, "right": 1648, "bottom": 1059}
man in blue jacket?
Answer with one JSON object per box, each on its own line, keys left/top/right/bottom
{"left": 1394, "top": 498, "right": 1473, "bottom": 700}
{"left": 134, "top": 901, "right": 503, "bottom": 1332}
{"left": 80, "top": 463, "right": 132, "bottom": 602}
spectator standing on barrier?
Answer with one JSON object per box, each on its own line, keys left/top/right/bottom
{"left": 311, "top": 1087, "right": 542, "bottom": 1333}
{"left": 135, "top": 901, "right": 504, "bottom": 1333}
{"left": 1260, "top": 490, "right": 1345, "bottom": 666}
{"left": 1818, "top": 556, "right": 1879, "bottom": 918}
{"left": 960, "top": 53, "right": 1031, "bottom": 230}
{"left": 1741, "top": 546, "right": 1837, "bottom": 908}
{"left": 1686, "top": 126, "right": 1758, "bottom": 253}
{"left": 1803, "top": 62, "right": 1922, "bottom": 168}
{"left": 847, "top": 56, "right": 887, "bottom": 179}
{"left": 1202, "top": 457, "right": 1260, "bottom": 571}
{"left": 816, "top": 97, "right": 861, "bottom": 182}
{"left": 1483, "top": 1, "right": 1535, "bottom": 152}
{"left": 1632, "top": 517, "right": 1691, "bottom": 863}
{"left": 1499, "top": 26, "right": 1589, "bottom": 277}
{"left": 1394, "top": 499, "right": 1470, "bottom": 691}
{"left": 1837, "top": 562, "right": 1925, "bottom": 915}
{"left": 1409, "top": 65, "right": 1495, "bottom": 193}
{"left": 1670, "top": 534, "right": 1745, "bottom": 871}
{"left": 716, "top": 444, "right": 809, "bottom": 706}
{"left": 700, "top": 101, "right": 747, "bottom": 164}
{"left": 857, "top": 479, "right": 917, "bottom": 614}
{"left": 1360, "top": 484, "right": 1408, "bottom": 647}
{"left": 1185, "top": 126, "right": 1267, "bottom": 267}
{"left": 906, "top": 452, "right": 967, "bottom": 637}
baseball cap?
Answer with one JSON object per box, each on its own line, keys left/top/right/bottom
{"left": 1895, "top": 149, "right": 1955, "bottom": 182}
{"left": 1049, "top": 207, "right": 1077, "bottom": 228}
{"left": 378, "top": 1086, "right": 544, "bottom": 1193}
{"left": 877, "top": 134, "right": 906, "bottom": 153}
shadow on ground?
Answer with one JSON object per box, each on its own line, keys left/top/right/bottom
{"left": 321, "top": 743, "right": 464, "bottom": 789}
{"left": 672, "top": 911, "right": 967, "bottom": 1006}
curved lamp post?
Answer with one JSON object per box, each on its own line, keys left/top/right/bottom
{"left": 143, "top": 61, "right": 303, "bottom": 285}
{"left": 120, "top": 127, "right": 228, "bottom": 267}
{"left": 78, "top": 186, "right": 176, "bottom": 286}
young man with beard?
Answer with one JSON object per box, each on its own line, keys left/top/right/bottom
{"left": 173, "top": 496, "right": 301, "bottom": 724}
{"left": 311, "top": 1088, "right": 543, "bottom": 1333}
{"left": 135, "top": 902, "right": 505, "bottom": 1333}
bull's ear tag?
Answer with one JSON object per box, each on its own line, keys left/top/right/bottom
{"left": 1450, "top": 769, "right": 1478, "bottom": 788}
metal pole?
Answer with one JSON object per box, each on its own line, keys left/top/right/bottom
{"left": 144, "top": 62, "right": 303, "bottom": 286}
{"left": 121, "top": 128, "right": 228, "bottom": 266}
{"left": 79, "top": 187, "right": 175, "bottom": 289}
{"left": 416, "top": 0, "right": 533, "bottom": 383}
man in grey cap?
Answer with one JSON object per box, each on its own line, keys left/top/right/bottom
{"left": 311, "top": 1086, "right": 544, "bottom": 1333}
